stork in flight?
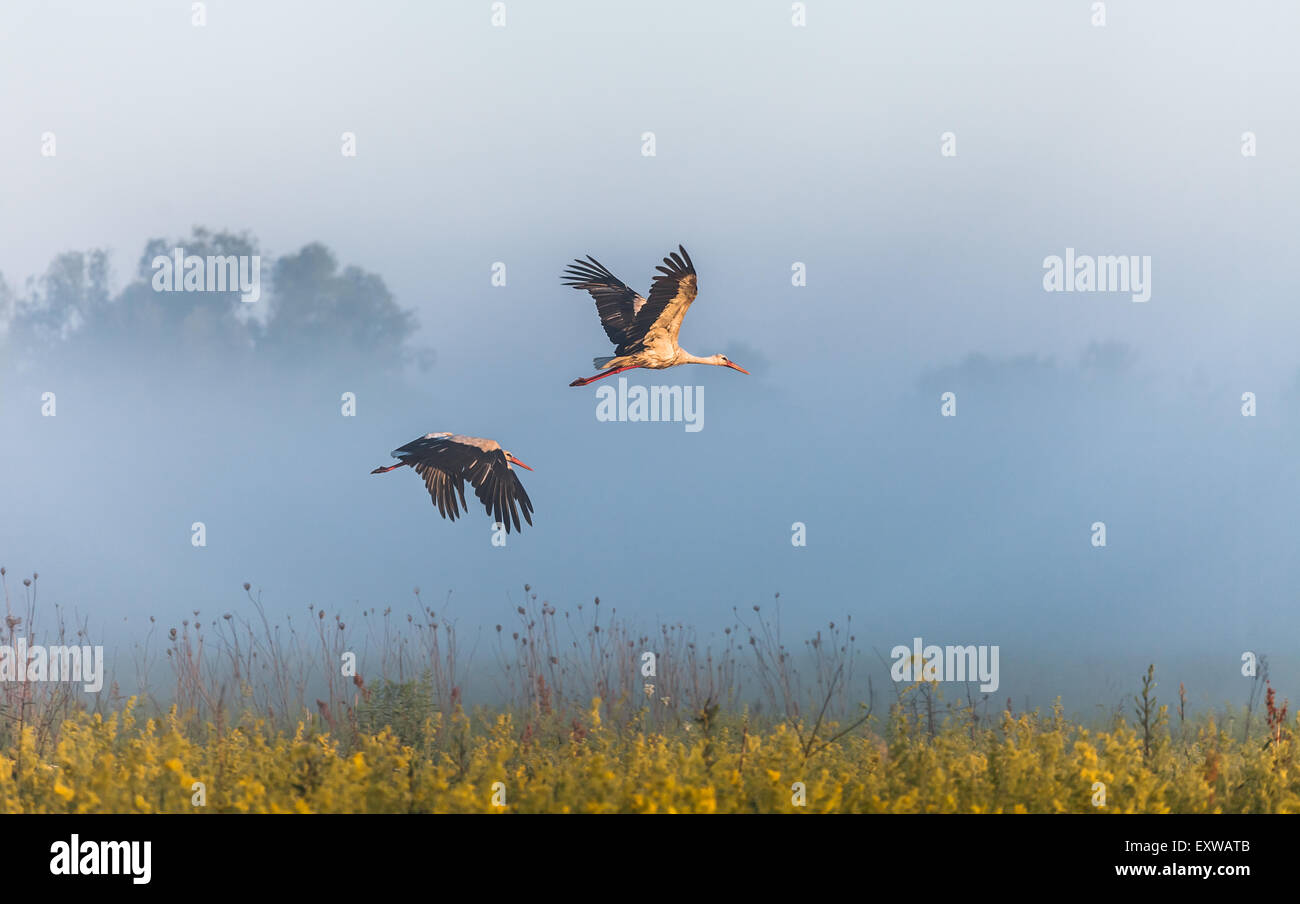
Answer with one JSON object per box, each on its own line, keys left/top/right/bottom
{"left": 562, "top": 245, "right": 750, "bottom": 386}
{"left": 370, "top": 433, "right": 534, "bottom": 533}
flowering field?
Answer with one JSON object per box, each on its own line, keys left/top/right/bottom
{"left": 1, "top": 577, "right": 1295, "bottom": 814}
{"left": 2, "top": 691, "right": 1296, "bottom": 814}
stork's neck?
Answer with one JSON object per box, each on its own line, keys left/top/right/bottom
{"left": 676, "top": 350, "right": 714, "bottom": 366}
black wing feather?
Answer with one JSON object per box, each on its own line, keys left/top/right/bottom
{"left": 561, "top": 256, "right": 647, "bottom": 350}
{"left": 395, "top": 436, "right": 533, "bottom": 534}
{"left": 631, "top": 244, "right": 698, "bottom": 339}
{"left": 469, "top": 450, "right": 533, "bottom": 534}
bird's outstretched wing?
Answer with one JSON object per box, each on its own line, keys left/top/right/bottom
{"left": 561, "top": 256, "right": 647, "bottom": 351}
{"left": 466, "top": 450, "right": 534, "bottom": 534}
{"left": 394, "top": 435, "right": 533, "bottom": 533}
{"left": 412, "top": 460, "right": 469, "bottom": 522}
{"left": 631, "top": 245, "right": 698, "bottom": 344}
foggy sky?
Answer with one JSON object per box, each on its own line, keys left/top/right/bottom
{"left": 2, "top": 1, "right": 1298, "bottom": 711}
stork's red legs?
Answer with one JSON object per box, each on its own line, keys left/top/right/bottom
{"left": 569, "top": 365, "right": 641, "bottom": 387}
{"left": 370, "top": 462, "right": 409, "bottom": 474}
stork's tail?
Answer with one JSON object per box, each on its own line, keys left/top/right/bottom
{"left": 592, "top": 356, "right": 616, "bottom": 370}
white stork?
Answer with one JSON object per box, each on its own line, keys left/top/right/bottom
{"left": 562, "top": 245, "right": 750, "bottom": 386}
{"left": 371, "top": 433, "right": 534, "bottom": 533}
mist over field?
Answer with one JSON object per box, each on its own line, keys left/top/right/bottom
{"left": 3, "top": 0, "right": 1299, "bottom": 716}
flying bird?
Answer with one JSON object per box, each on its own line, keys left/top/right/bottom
{"left": 562, "top": 245, "right": 750, "bottom": 386}
{"left": 371, "top": 433, "right": 534, "bottom": 533}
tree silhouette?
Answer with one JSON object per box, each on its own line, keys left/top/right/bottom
{"left": 261, "top": 242, "right": 425, "bottom": 369}
{"left": 1, "top": 227, "right": 429, "bottom": 374}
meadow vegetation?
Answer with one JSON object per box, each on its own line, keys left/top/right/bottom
{"left": 1, "top": 572, "right": 1295, "bottom": 813}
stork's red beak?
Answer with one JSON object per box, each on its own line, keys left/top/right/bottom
{"left": 508, "top": 455, "right": 533, "bottom": 471}
{"left": 725, "top": 362, "right": 750, "bottom": 375}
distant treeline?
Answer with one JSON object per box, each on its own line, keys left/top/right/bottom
{"left": 0, "top": 227, "right": 431, "bottom": 373}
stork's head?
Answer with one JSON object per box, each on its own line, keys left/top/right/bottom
{"left": 505, "top": 452, "right": 533, "bottom": 471}
{"left": 712, "top": 354, "right": 749, "bottom": 375}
